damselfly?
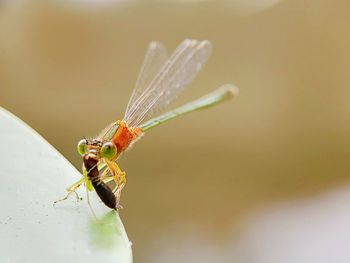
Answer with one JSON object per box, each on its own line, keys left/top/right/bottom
{"left": 55, "top": 39, "right": 239, "bottom": 210}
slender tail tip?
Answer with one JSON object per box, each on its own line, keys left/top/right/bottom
{"left": 222, "top": 84, "right": 239, "bottom": 98}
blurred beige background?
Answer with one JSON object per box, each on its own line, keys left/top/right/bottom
{"left": 1, "top": 0, "right": 350, "bottom": 262}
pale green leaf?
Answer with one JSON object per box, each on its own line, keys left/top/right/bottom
{"left": 0, "top": 107, "right": 133, "bottom": 263}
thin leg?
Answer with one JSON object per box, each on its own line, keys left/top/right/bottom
{"left": 105, "top": 159, "right": 126, "bottom": 186}
{"left": 104, "top": 159, "right": 126, "bottom": 207}
{"left": 54, "top": 177, "right": 85, "bottom": 205}
{"left": 86, "top": 186, "right": 98, "bottom": 218}
{"left": 99, "top": 165, "right": 121, "bottom": 185}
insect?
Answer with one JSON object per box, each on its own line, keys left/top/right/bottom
{"left": 55, "top": 39, "right": 239, "bottom": 210}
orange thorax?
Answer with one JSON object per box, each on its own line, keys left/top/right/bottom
{"left": 112, "top": 121, "right": 141, "bottom": 154}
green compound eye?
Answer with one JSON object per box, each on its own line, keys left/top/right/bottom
{"left": 77, "top": 139, "right": 88, "bottom": 156}
{"left": 100, "top": 142, "right": 117, "bottom": 159}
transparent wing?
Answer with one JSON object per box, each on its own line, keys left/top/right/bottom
{"left": 123, "top": 39, "right": 212, "bottom": 127}
{"left": 124, "top": 42, "right": 168, "bottom": 117}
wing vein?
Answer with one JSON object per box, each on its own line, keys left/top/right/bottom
{"left": 123, "top": 39, "right": 212, "bottom": 127}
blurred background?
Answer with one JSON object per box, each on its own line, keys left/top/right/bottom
{"left": 1, "top": 0, "right": 350, "bottom": 262}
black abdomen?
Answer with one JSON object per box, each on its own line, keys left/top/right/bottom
{"left": 83, "top": 154, "right": 117, "bottom": 210}
{"left": 91, "top": 180, "right": 116, "bottom": 209}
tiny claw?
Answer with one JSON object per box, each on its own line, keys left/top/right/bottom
{"left": 73, "top": 191, "right": 81, "bottom": 202}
